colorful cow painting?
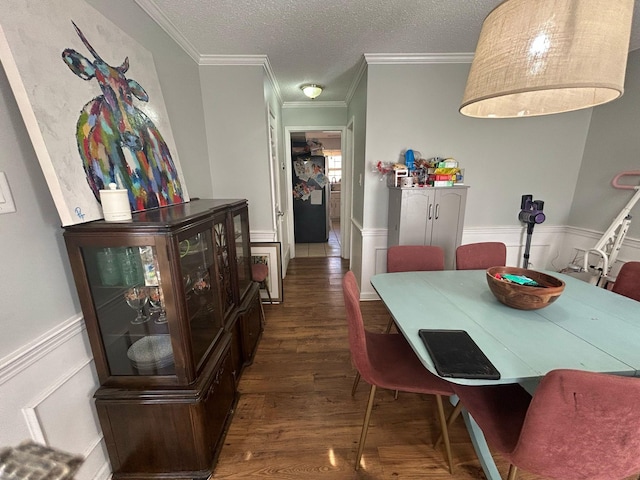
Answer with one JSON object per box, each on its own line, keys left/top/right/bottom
{"left": 62, "top": 21, "right": 184, "bottom": 212}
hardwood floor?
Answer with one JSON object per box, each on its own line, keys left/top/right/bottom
{"left": 212, "top": 257, "right": 635, "bottom": 479}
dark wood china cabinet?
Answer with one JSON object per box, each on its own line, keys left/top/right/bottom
{"left": 63, "top": 199, "right": 264, "bottom": 479}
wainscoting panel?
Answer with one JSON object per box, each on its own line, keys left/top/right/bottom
{"left": 359, "top": 224, "right": 640, "bottom": 301}
{"left": 560, "top": 226, "right": 640, "bottom": 277}
{"left": 461, "top": 225, "right": 567, "bottom": 271}
{"left": 0, "top": 315, "right": 110, "bottom": 480}
{"left": 360, "top": 226, "right": 391, "bottom": 300}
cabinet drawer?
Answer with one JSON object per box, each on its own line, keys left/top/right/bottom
{"left": 240, "top": 287, "right": 264, "bottom": 365}
{"left": 96, "top": 341, "right": 237, "bottom": 479}
{"left": 200, "top": 347, "right": 236, "bottom": 461}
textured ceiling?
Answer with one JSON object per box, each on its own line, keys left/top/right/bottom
{"left": 135, "top": 0, "right": 640, "bottom": 104}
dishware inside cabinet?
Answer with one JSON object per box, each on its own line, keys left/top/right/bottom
{"left": 82, "top": 244, "right": 176, "bottom": 378}
{"left": 177, "top": 228, "right": 225, "bottom": 374}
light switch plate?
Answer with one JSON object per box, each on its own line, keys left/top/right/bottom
{"left": 0, "top": 172, "right": 17, "bottom": 214}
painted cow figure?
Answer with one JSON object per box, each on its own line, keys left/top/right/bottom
{"left": 62, "top": 21, "right": 184, "bottom": 212}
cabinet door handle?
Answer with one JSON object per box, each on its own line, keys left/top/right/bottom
{"left": 435, "top": 204, "right": 440, "bottom": 220}
{"left": 428, "top": 203, "right": 433, "bottom": 220}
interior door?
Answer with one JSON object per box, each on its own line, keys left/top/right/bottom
{"left": 268, "top": 108, "right": 285, "bottom": 247}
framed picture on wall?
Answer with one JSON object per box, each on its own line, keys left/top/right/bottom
{"left": 250, "top": 242, "right": 283, "bottom": 303}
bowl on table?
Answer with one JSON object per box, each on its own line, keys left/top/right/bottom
{"left": 486, "top": 266, "right": 565, "bottom": 310}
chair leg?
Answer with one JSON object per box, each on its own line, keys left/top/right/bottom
{"left": 435, "top": 400, "right": 463, "bottom": 449}
{"left": 351, "top": 372, "right": 361, "bottom": 396}
{"left": 434, "top": 394, "right": 455, "bottom": 474}
{"left": 507, "top": 464, "right": 518, "bottom": 480}
{"left": 263, "top": 281, "right": 273, "bottom": 304}
{"left": 355, "top": 384, "right": 377, "bottom": 470}
{"left": 384, "top": 319, "right": 400, "bottom": 399}
{"left": 384, "top": 316, "right": 395, "bottom": 333}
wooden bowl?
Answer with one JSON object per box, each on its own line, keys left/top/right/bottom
{"left": 486, "top": 266, "right": 565, "bottom": 310}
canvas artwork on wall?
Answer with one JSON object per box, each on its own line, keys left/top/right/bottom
{"left": 0, "top": 0, "right": 189, "bottom": 226}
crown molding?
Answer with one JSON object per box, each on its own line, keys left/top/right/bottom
{"left": 135, "top": 2, "right": 474, "bottom": 105}
{"left": 345, "top": 55, "right": 368, "bottom": 104}
{"left": 262, "top": 57, "right": 283, "bottom": 106}
{"left": 198, "top": 54, "right": 267, "bottom": 66}
{"left": 134, "top": 0, "right": 200, "bottom": 62}
{"left": 282, "top": 101, "right": 347, "bottom": 109}
{"left": 364, "top": 53, "right": 474, "bottom": 64}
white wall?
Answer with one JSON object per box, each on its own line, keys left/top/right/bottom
{"left": 561, "top": 48, "right": 640, "bottom": 274}
{"left": 357, "top": 59, "right": 638, "bottom": 298}
{"left": 364, "top": 62, "right": 591, "bottom": 230}
{"left": 200, "top": 65, "right": 274, "bottom": 238}
{"left": 281, "top": 103, "right": 347, "bottom": 127}
{"left": 0, "top": 1, "right": 209, "bottom": 477}
{"left": 570, "top": 48, "right": 640, "bottom": 239}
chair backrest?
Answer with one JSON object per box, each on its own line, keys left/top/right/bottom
{"left": 387, "top": 245, "right": 444, "bottom": 273}
{"left": 342, "top": 271, "right": 375, "bottom": 383}
{"left": 455, "top": 242, "right": 506, "bottom": 270}
{"left": 511, "top": 369, "right": 640, "bottom": 480}
{"left": 611, "top": 261, "right": 640, "bottom": 302}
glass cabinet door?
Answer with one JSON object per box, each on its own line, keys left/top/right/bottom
{"left": 178, "top": 228, "right": 223, "bottom": 371}
{"left": 233, "top": 208, "right": 252, "bottom": 300}
{"left": 213, "top": 215, "right": 235, "bottom": 319}
{"left": 83, "top": 245, "right": 175, "bottom": 377}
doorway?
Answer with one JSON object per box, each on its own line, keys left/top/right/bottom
{"left": 288, "top": 129, "right": 343, "bottom": 258}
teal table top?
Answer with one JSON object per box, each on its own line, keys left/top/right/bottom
{"left": 371, "top": 270, "right": 640, "bottom": 385}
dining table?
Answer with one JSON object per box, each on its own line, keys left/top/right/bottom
{"left": 370, "top": 269, "right": 640, "bottom": 480}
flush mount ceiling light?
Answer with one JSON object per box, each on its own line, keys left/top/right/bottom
{"left": 301, "top": 84, "right": 323, "bottom": 99}
{"left": 460, "top": 0, "right": 634, "bottom": 118}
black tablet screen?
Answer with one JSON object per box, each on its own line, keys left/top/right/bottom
{"left": 418, "top": 329, "right": 501, "bottom": 380}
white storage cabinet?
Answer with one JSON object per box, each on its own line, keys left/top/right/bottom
{"left": 387, "top": 186, "right": 469, "bottom": 269}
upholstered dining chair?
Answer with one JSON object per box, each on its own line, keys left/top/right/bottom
{"left": 450, "top": 369, "right": 640, "bottom": 480}
{"left": 342, "top": 271, "right": 457, "bottom": 473}
{"left": 611, "top": 261, "right": 640, "bottom": 302}
{"left": 387, "top": 244, "right": 445, "bottom": 273}
{"left": 351, "top": 245, "right": 445, "bottom": 396}
{"left": 251, "top": 262, "right": 272, "bottom": 304}
{"left": 455, "top": 242, "right": 507, "bottom": 270}
{"left": 385, "top": 245, "right": 445, "bottom": 333}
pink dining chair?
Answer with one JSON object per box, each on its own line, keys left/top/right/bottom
{"left": 352, "top": 245, "right": 446, "bottom": 396}
{"left": 342, "top": 271, "right": 457, "bottom": 473}
{"left": 251, "top": 262, "right": 272, "bottom": 304}
{"left": 455, "top": 242, "right": 507, "bottom": 270}
{"left": 450, "top": 369, "right": 640, "bottom": 480}
{"left": 387, "top": 244, "right": 445, "bottom": 273}
{"left": 611, "top": 261, "right": 640, "bottom": 302}
{"left": 385, "top": 245, "right": 445, "bottom": 333}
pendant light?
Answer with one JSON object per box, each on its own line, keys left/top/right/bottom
{"left": 460, "top": 0, "right": 634, "bottom": 118}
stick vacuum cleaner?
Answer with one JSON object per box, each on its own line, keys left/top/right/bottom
{"left": 518, "top": 194, "right": 546, "bottom": 268}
